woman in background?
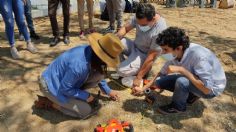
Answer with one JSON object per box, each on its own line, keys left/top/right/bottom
{"left": 0, "top": 0, "right": 37, "bottom": 59}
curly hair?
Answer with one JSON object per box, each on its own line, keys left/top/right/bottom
{"left": 156, "top": 27, "right": 190, "bottom": 50}
{"left": 136, "top": 3, "right": 156, "bottom": 21}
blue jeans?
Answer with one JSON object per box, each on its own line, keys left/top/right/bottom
{"left": 23, "top": 0, "right": 35, "bottom": 33}
{"left": 0, "top": 0, "right": 30, "bottom": 46}
{"left": 156, "top": 74, "right": 215, "bottom": 111}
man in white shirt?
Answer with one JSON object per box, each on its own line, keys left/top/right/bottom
{"left": 132, "top": 27, "right": 226, "bottom": 114}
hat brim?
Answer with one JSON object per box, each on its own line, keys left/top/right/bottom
{"left": 88, "top": 33, "right": 120, "bottom": 68}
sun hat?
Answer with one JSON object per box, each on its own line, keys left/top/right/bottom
{"left": 88, "top": 33, "right": 124, "bottom": 68}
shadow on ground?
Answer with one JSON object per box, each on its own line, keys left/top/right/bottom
{"left": 225, "top": 72, "right": 236, "bottom": 97}
{"left": 122, "top": 93, "right": 206, "bottom": 129}
{"left": 31, "top": 105, "right": 77, "bottom": 124}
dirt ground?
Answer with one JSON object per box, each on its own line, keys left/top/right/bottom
{"left": 0, "top": 4, "right": 236, "bottom": 132}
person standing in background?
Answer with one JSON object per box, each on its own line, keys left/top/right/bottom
{"left": 0, "top": 0, "right": 38, "bottom": 59}
{"left": 104, "top": 0, "right": 123, "bottom": 33}
{"left": 77, "top": 0, "right": 95, "bottom": 39}
{"left": 48, "top": 0, "right": 70, "bottom": 46}
{"left": 19, "top": 0, "right": 40, "bottom": 41}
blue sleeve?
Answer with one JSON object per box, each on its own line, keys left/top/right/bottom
{"left": 59, "top": 67, "right": 90, "bottom": 101}
{"left": 98, "top": 79, "right": 111, "bottom": 95}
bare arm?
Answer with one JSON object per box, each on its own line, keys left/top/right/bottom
{"left": 116, "top": 23, "right": 134, "bottom": 39}
{"left": 180, "top": 67, "right": 211, "bottom": 94}
{"left": 133, "top": 50, "right": 160, "bottom": 87}
{"left": 137, "top": 50, "right": 159, "bottom": 79}
{"left": 168, "top": 66, "right": 211, "bottom": 94}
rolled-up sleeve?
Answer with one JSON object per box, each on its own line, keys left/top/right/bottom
{"left": 98, "top": 80, "right": 111, "bottom": 95}
{"left": 193, "top": 59, "right": 214, "bottom": 90}
{"left": 59, "top": 68, "right": 90, "bottom": 101}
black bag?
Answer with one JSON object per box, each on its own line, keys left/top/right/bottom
{"left": 100, "top": 4, "right": 109, "bottom": 21}
{"left": 124, "top": 0, "right": 139, "bottom": 13}
{"left": 124, "top": 0, "right": 133, "bottom": 13}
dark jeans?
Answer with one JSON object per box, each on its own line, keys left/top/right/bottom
{"left": 156, "top": 74, "right": 215, "bottom": 111}
{"left": 18, "top": 0, "right": 35, "bottom": 36}
{"left": 48, "top": 0, "right": 70, "bottom": 37}
{"left": 24, "top": 0, "right": 35, "bottom": 33}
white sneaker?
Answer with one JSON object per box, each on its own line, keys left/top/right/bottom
{"left": 27, "top": 42, "right": 38, "bottom": 54}
{"left": 10, "top": 47, "right": 21, "bottom": 59}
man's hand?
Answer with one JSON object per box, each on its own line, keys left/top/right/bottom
{"left": 132, "top": 77, "right": 142, "bottom": 88}
{"left": 109, "top": 90, "right": 119, "bottom": 101}
{"left": 143, "top": 79, "right": 155, "bottom": 90}
{"left": 116, "top": 23, "right": 134, "bottom": 40}
{"left": 131, "top": 86, "right": 144, "bottom": 96}
{"left": 167, "top": 65, "right": 184, "bottom": 74}
{"left": 86, "top": 95, "right": 95, "bottom": 103}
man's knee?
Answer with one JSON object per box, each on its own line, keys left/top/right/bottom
{"left": 175, "top": 77, "right": 190, "bottom": 90}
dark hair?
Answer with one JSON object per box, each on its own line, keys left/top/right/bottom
{"left": 136, "top": 3, "right": 156, "bottom": 21}
{"left": 91, "top": 51, "right": 107, "bottom": 75}
{"left": 156, "top": 27, "right": 190, "bottom": 50}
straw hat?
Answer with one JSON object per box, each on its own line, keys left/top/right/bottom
{"left": 88, "top": 33, "right": 124, "bottom": 68}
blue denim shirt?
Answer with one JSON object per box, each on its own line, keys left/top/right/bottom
{"left": 42, "top": 45, "right": 111, "bottom": 103}
{"left": 160, "top": 43, "right": 226, "bottom": 96}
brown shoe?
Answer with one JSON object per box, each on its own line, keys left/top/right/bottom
{"left": 34, "top": 95, "right": 54, "bottom": 110}
{"left": 187, "top": 93, "right": 200, "bottom": 106}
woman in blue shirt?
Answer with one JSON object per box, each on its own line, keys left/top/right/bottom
{"left": 35, "top": 33, "right": 124, "bottom": 118}
{"left": 0, "top": 0, "right": 37, "bottom": 59}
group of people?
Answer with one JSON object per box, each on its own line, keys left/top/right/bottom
{"left": 0, "top": 1, "right": 226, "bottom": 118}
{"left": 0, "top": 0, "right": 124, "bottom": 58}
{"left": 37, "top": 3, "right": 226, "bottom": 118}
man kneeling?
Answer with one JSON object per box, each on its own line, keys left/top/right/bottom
{"left": 35, "top": 33, "right": 124, "bottom": 118}
{"left": 132, "top": 27, "right": 226, "bottom": 114}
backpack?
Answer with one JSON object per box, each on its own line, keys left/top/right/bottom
{"left": 124, "top": 0, "right": 133, "bottom": 13}
{"left": 219, "top": 0, "right": 235, "bottom": 9}
{"left": 100, "top": 5, "right": 109, "bottom": 21}
{"left": 124, "top": 0, "right": 139, "bottom": 13}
